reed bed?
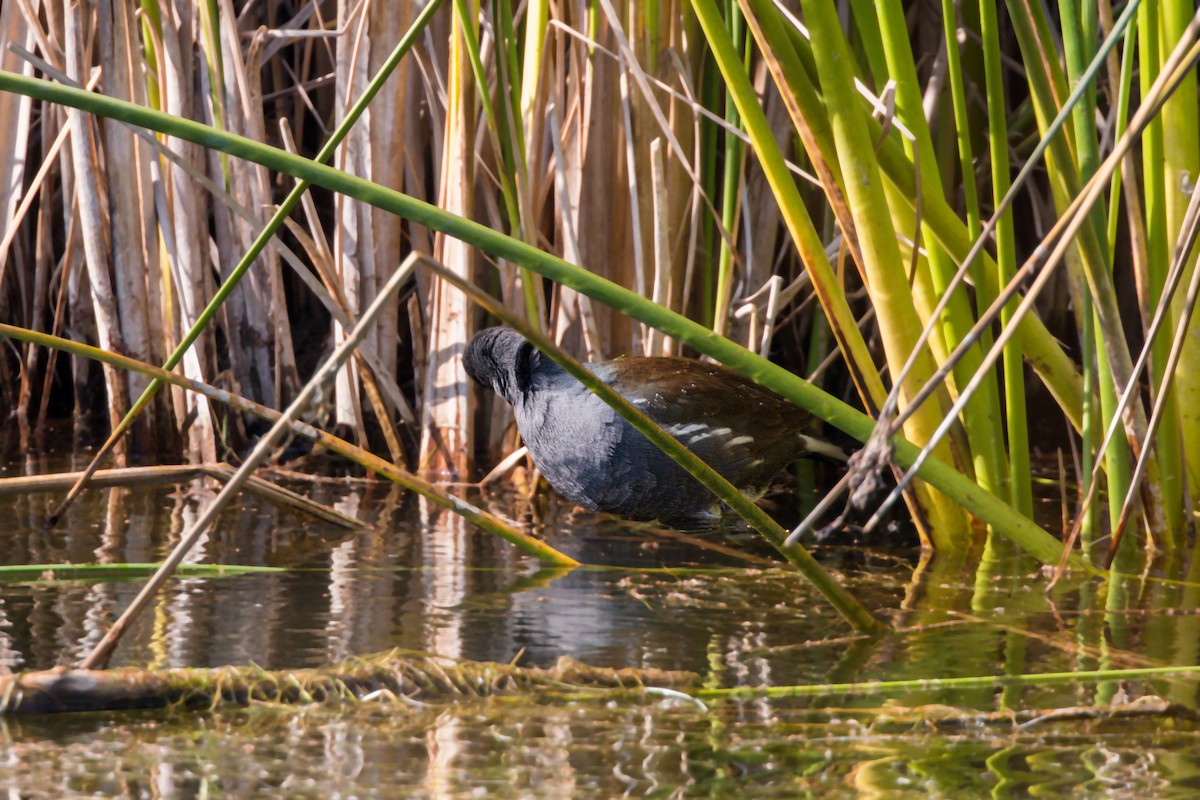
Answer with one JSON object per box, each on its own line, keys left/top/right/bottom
{"left": 0, "top": 0, "right": 1198, "bottom": 583}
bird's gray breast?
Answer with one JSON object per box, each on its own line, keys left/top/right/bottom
{"left": 515, "top": 376, "right": 628, "bottom": 510}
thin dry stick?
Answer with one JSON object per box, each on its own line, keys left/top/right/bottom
{"left": 80, "top": 255, "right": 418, "bottom": 670}
{"left": 0, "top": 465, "right": 212, "bottom": 494}
{"left": 0, "top": 70, "right": 98, "bottom": 284}
{"left": 783, "top": 469, "right": 853, "bottom": 547}
{"left": 735, "top": 275, "right": 784, "bottom": 357}
{"left": 648, "top": 138, "right": 670, "bottom": 356}
{"left": 618, "top": 68, "right": 647, "bottom": 348}
{"left": 0, "top": 464, "right": 365, "bottom": 529}
{"left": 545, "top": 99, "right": 601, "bottom": 358}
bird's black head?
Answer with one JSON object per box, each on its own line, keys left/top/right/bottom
{"left": 463, "top": 327, "right": 537, "bottom": 404}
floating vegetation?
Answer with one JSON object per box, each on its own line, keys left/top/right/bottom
{"left": 0, "top": 651, "right": 698, "bottom": 715}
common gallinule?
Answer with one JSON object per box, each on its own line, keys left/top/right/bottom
{"left": 464, "top": 327, "right": 843, "bottom": 518}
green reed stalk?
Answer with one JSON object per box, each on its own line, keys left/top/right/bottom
{"left": 1160, "top": 3, "right": 1200, "bottom": 502}
{"left": 941, "top": 0, "right": 983, "bottom": 244}
{"left": 692, "top": 0, "right": 885, "bottom": 415}
{"left": 697, "top": 53, "right": 720, "bottom": 328}
{"left": 797, "top": 0, "right": 973, "bottom": 549}
{"left": 1063, "top": 0, "right": 1153, "bottom": 546}
{"left": 773, "top": 12, "right": 1085, "bottom": 435}
{"left": 711, "top": 0, "right": 743, "bottom": 337}
{"left": 730, "top": 0, "right": 946, "bottom": 544}
{"left": 1096, "top": 9, "right": 1141, "bottom": 550}
{"left": 198, "top": 0, "right": 229, "bottom": 180}
{"left": 459, "top": 0, "right": 541, "bottom": 328}
{"left": 515, "top": 0, "right": 548, "bottom": 324}
{"left": 1060, "top": 0, "right": 1102, "bottom": 551}
{"left": 692, "top": 664, "right": 1200, "bottom": 700}
{"left": 457, "top": 0, "right": 518, "bottom": 225}
{"left": 978, "top": 0, "right": 1031, "bottom": 517}
{"left": 865, "top": 0, "right": 1009, "bottom": 507}
{"left": 1007, "top": 0, "right": 1146, "bottom": 536}
{"left": 1131, "top": 2, "right": 1178, "bottom": 555}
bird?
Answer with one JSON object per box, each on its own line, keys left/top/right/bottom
{"left": 463, "top": 326, "right": 845, "bottom": 519}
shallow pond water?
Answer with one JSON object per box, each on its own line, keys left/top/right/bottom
{"left": 0, "top": 455, "right": 1198, "bottom": 797}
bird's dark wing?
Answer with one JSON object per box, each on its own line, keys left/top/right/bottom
{"left": 594, "top": 357, "right": 813, "bottom": 486}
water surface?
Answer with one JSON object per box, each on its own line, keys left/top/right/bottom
{"left": 0, "top": 456, "right": 1196, "bottom": 797}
